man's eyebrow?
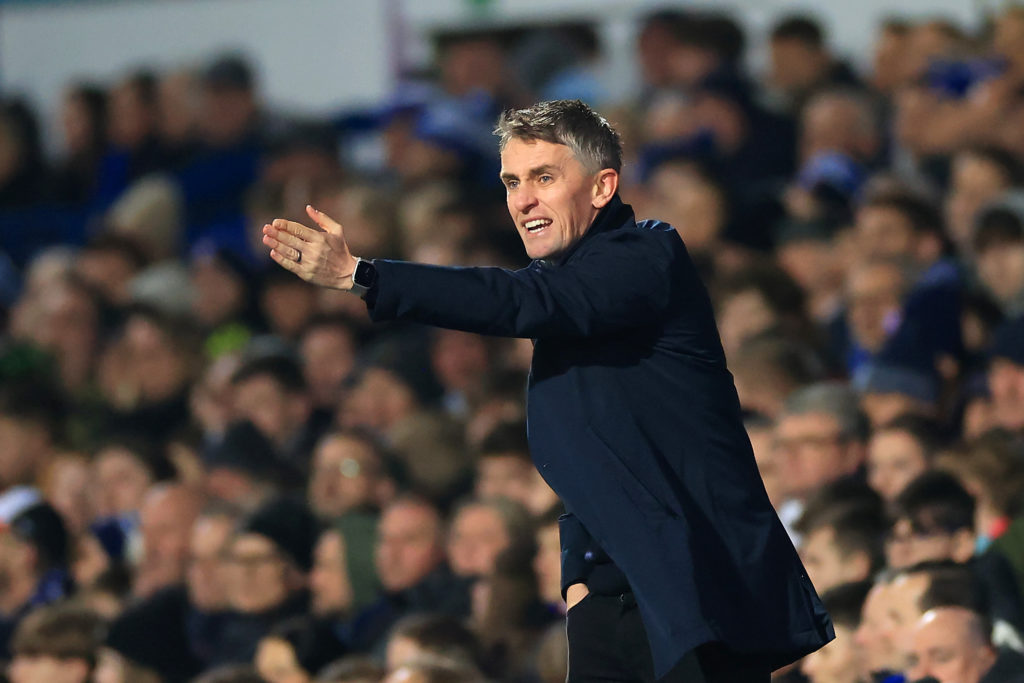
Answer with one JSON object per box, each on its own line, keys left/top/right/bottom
{"left": 499, "top": 164, "right": 560, "bottom": 182}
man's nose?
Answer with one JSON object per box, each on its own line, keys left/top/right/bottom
{"left": 512, "top": 186, "right": 538, "bottom": 213}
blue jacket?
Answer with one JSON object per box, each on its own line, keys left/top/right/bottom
{"left": 367, "top": 195, "right": 834, "bottom": 676}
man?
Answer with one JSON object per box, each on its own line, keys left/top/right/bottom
{"left": 987, "top": 315, "right": 1024, "bottom": 434}
{"left": 134, "top": 483, "right": 203, "bottom": 598}
{"left": 0, "top": 503, "right": 72, "bottom": 658}
{"left": 7, "top": 603, "right": 104, "bottom": 683}
{"left": 773, "top": 382, "right": 868, "bottom": 540}
{"left": 801, "top": 581, "right": 871, "bottom": 683}
{"left": 308, "top": 430, "right": 393, "bottom": 520}
{"left": 263, "top": 99, "right": 832, "bottom": 681}
{"left": 446, "top": 497, "right": 530, "bottom": 579}
{"left": 907, "top": 607, "right": 1024, "bottom": 683}
{"left": 795, "top": 500, "right": 887, "bottom": 594}
{"left": 348, "top": 496, "right": 470, "bottom": 654}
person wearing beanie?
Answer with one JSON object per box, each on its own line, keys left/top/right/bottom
{"left": 0, "top": 502, "right": 73, "bottom": 659}
{"left": 205, "top": 420, "right": 298, "bottom": 511}
{"left": 210, "top": 497, "right": 319, "bottom": 666}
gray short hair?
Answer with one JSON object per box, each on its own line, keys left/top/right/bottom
{"left": 781, "top": 382, "right": 868, "bottom": 442}
{"left": 494, "top": 99, "right": 623, "bottom": 173}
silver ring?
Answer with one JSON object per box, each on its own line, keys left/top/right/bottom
{"left": 295, "top": 251, "right": 302, "bottom": 263}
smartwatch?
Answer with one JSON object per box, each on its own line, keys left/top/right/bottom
{"left": 350, "top": 257, "right": 377, "bottom": 298}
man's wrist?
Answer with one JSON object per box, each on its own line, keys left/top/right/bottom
{"left": 348, "top": 257, "right": 377, "bottom": 298}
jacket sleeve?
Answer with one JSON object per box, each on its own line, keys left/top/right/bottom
{"left": 367, "top": 229, "right": 678, "bottom": 339}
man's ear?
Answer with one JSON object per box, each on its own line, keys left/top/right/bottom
{"left": 592, "top": 169, "right": 619, "bottom": 209}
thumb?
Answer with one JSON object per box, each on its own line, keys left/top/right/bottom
{"left": 306, "top": 205, "right": 344, "bottom": 237}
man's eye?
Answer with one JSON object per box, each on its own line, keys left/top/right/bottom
{"left": 539, "top": 175, "right": 553, "bottom": 183}
{"left": 507, "top": 180, "right": 519, "bottom": 190}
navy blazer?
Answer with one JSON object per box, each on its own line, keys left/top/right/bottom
{"left": 366, "top": 195, "right": 834, "bottom": 676}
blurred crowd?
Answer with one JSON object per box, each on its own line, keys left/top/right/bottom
{"left": 1, "top": 4, "right": 1024, "bottom": 683}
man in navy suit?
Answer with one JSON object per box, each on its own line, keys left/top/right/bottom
{"left": 263, "top": 99, "right": 833, "bottom": 682}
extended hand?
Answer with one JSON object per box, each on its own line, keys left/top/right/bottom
{"left": 262, "top": 205, "right": 357, "bottom": 290}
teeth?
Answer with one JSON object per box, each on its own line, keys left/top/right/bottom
{"left": 525, "top": 219, "right": 551, "bottom": 230}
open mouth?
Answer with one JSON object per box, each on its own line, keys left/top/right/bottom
{"left": 525, "top": 218, "right": 552, "bottom": 234}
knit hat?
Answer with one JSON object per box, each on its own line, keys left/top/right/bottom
{"left": 205, "top": 420, "right": 285, "bottom": 482}
{"left": 6, "top": 503, "right": 69, "bottom": 570}
{"left": 239, "top": 497, "right": 319, "bottom": 572}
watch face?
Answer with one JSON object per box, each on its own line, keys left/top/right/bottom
{"left": 353, "top": 259, "right": 376, "bottom": 288}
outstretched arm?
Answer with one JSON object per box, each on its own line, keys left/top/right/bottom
{"left": 262, "top": 205, "right": 357, "bottom": 291}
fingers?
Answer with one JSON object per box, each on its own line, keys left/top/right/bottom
{"left": 263, "top": 224, "right": 308, "bottom": 254}
{"left": 306, "top": 204, "right": 344, "bottom": 236}
{"left": 268, "top": 248, "right": 306, "bottom": 279}
{"left": 271, "top": 218, "right": 319, "bottom": 243}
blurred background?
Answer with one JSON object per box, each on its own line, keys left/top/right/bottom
{"left": 2, "top": 1, "right": 1024, "bottom": 683}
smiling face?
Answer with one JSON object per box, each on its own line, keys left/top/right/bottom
{"left": 500, "top": 138, "right": 616, "bottom": 261}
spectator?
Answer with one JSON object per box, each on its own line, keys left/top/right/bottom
{"left": 473, "top": 421, "right": 534, "bottom": 509}
{"left": 800, "top": 581, "right": 872, "bottom": 683}
{"left": 299, "top": 314, "right": 358, "bottom": 414}
{"left": 230, "top": 354, "right": 326, "bottom": 471}
{"left": 799, "top": 89, "right": 880, "bottom": 166}
{"left": 0, "top": 385, "right": 63, "bottom": 519}
{"left": 309, "top": 515, "right": 378, "bottom": 619}
{"left": 186, "top": 504, "right": 241, "bottom": 665}
{"left": 888, "top": 472, "right": 1024, "bottom": 635}
{"left": 215, "top": 497, "right": 318, "bottom": 665}
{"left": 986, "top": 316, "right": 1024, "bottom": 434}
{"left": 907, "top": 607, "right": 1024, "bottom": 683}
{"left": 6, "top": 603, "right": 105, "bottom": 683}
{"left": 974, "top": 197, "right": 1024, "bottom": 318}
{"left": 134, "top": 484, "right": 203, "bottom": 598}
{"left": 773, "top": 382, "right": 868, "bottom": 536}
{"left": 866, "top": 414, "right": 939, "bottom": 502}
{"left": 795, "top": 499, "right": 887, "bottom": 594}
{"left": 348, "top": 496, "right": 469, "bottom": 654}
{"left": 945, "top": 147, "right": 1022, "bottom": 256}
{"left": 308, "top": 431, "right": 393, "bottom": 521}
{"left": 447, "top": 498, "right": 531, "bottom": 579}
{"left": 768, "top": 15, "right": 860, "bottom": 113}
{"left": 0, "top": 503, "right": 72, "bottom": 657}
{"left": 384, "top": 614, "right": 481, "bottom": 671}
{"left": 204, "top": 420, "right": 294, "bottom": 511}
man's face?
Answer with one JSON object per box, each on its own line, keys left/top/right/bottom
{"left": 907, "top": 610, "right": 997, "bottom": 683}
{"left": 186, "top": 515, "right": 233, "bottom": 611}
{"left": 886, "top": 518, "right": 973, "bottom": 569}
{"left": 233, "top": 375, "right": 302, "bottom": 448}
{"left": 867, "top": 429, "right": 929, "bottom": 502}
{"left": 800, "top": 526, "right": 867, "bottom": 594}
{"left": 800, "top": 624, "right": 862, "bottom": 683}
{"left": 375, "top": 503, "right": 444, "bottom": 592}
{"left": 309, "top": 435, "right": 378, "bottom": 519}
{"left": 945, "top": 156, "right": 1009, "bottom": 251}
{"left": 310, "top": 530, "right": 353, "bottom": 616}
{"left": 773, "top": 413, "right": 854, "bottom": 500}
{"left": 447, "top": 504, "right": 510, "bottom": 578}
{"left": 500, "top": 138, "right": 604, "bottom": 262}
{"left": 885, "top": 573, "right": 931, "bottom": 656}
{"left": 977, "top": 241, "right": 1024, "bottom": 306}
{"left": 856, "top": 206, "right": 915, "bottom": 260}
{"left": 475, "top": 455, "right": 534, "bottom": 506}
{"left": 855, "top": 583, "right": 906, "bottom": 674}
{"left": 845, "top": 261, "right": 904, "bottom": 353}
{"left": 769, "top": 38, "right": 825, "bottom": 94}
{"left": 300, "top": 326, "right": 356, "bottom": 408}
{"left": 988, "top": 359, "right": 1024, "bottom": 432}
{"left": 225, "top": 533, "right": 292, "bottom": 614}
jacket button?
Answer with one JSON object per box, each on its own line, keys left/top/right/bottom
{"left": 584, "top": 551, "right": 594, "bottom": 562}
